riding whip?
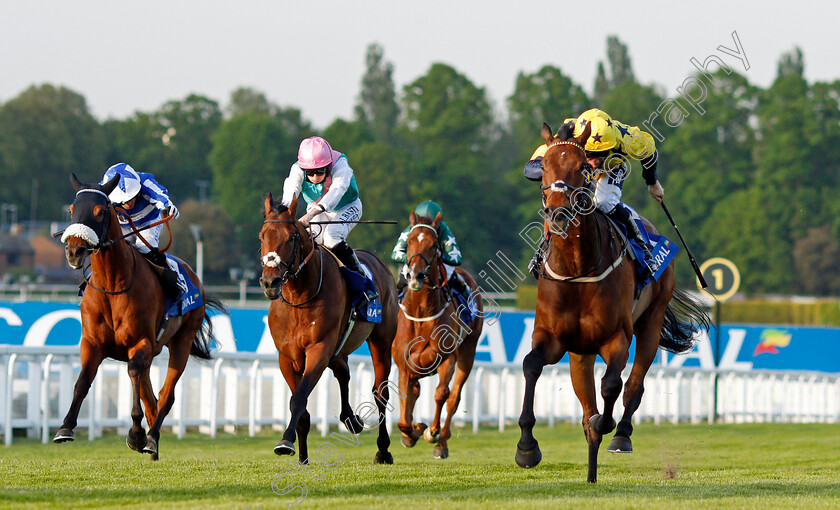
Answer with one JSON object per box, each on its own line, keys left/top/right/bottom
{"left": 660, "top": 201, "right": 708, "bottom": 288}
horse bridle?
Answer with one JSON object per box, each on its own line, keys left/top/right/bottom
{"left": 69, "top": 189, "right": 138, "bottom": 295}
{"left": 262, "top": 219, "right": 323, "bottom": 307}
{"left": 406, "top": 224, "right": 445, "bottom": 289}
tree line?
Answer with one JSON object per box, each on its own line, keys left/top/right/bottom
{"left": 0, "top": 38, "right": 838, "bottom": 296}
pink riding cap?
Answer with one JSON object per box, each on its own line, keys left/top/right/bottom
{"left": 297, "top": 136, "right": 342, "bottom": 169}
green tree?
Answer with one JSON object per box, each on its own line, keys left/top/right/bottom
{"left": 355, "top": 43, "right": 399, "bottom": 144}
{"left": 0, "top": 84, "right": 106, "bottom": 220}
{"left": 227, "top": 87, "right": 274, "bottom": 117}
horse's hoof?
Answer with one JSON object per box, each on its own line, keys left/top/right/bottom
{"left": 127, "top": 428, "right": 147, "bottom": 452}
{"left": 274, "top": 440, "right": 295, "bottom": 456}
{"left": 607, "top": 435, "right": 633, "bottom": 453}
{"left": 53, "top": 428, "right": 75, "bottom": 443}
{"left": 589, "top": 414, "right": 616, "bottom": 435}
{"left": 424, "top": 427, "right": 441, "bottom": 444}
{"left": 433, "top": 446, "right": 449, "bottom": 459}
{"left": 373, "top": 451, "right": 394, "bottom": 464}
{"left": 515, "top": 443, "right": 542, "bottom": 469}
{"left": 341, "top": 414, "right": 365, "bottom": 435}
{"left": 142, "top": 438, "right": 158, "bottom": 456}
{"left": 400, "top": 434, "right": 417, "bottom": 448}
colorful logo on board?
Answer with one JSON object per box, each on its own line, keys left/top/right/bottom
{"left": 753, "top": 329, "right": 792, "bottom": 356}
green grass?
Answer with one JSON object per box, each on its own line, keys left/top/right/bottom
{"left": 2, "top": 422, "right": 840, "bottom": 509}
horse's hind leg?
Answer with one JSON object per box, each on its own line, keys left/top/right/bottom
{"left": 609, "top": 310, "right": 665, "bottom": 454}
{"left": 329, "top": 355, "right": 364, "bottom": 434}
{"left": 145, "top": 326, "right": 195, "bottom": 461}
{"left": 569, "top": 353, "right": 602, "bottom": 483}
{"left": 54, "top": 341, "right": 103, "bottom": 443}
{"left": 368, "top": 332, "right": 395, "bottom": 464}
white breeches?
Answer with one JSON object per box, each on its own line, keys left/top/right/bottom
{"left": 310, "top": 199, "right": 362, "bottom": 248}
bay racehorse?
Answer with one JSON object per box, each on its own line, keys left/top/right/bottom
{"left": 258, "top": 194, "right": 398, "bottom": 464}
{"left": 392, "top": 211, "right": 483, "bottom": 459}
{"left": 516, "top": 122, "right": 710, "bottom": 482}
{"left": 56, "top": 173, "right": 223, "bottom": 460}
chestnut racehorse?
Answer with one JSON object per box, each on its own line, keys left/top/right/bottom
{"left": 258, "top": 194, "right": 398, "bottom": 464}
{"left": 392, "top": 211, "right": 483, "bottom": 459}
{"left": 516, "top": 122, "right": 710, "bottom": 482}
{"left": 55, "top": 174, "right": 223, "bottom": 460}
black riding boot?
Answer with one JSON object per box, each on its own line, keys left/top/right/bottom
{"left": 448, "top": 270, "right": 468, "bottom": 296}
{"left": 332, "top": 241, "right": 378, "bottom": 301}
{"left": 144, "top": 248, "right": 184, "bottom": 300}
{"left": 607, "top": 203, "right": 658, "bottom": 276}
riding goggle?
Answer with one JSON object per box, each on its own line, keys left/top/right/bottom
{"left": 304, "top": 167, "right": 329, "bottom": 177}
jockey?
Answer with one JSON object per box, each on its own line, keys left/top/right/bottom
{"left": 391, "top": 200, "right": 468, "bottom": 296}
{"left": 524, "top": 108, "right": 664, "bottom": 278}
{"left": 100, "top": 163, "right": 186, "bottom": 299}
{"left": 281, "top": 136, "right": 376, "bottom": 301}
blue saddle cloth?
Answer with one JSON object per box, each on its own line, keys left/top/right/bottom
{"left": 164, "top": 256, "right": 203, "bottom": 317}
{"left": 339, "top": 263, "right": 382, "bottom": 323}
{"left": 450, "top": 285, "right": 478, "bottom": 325}
{"left": 610, "top": 207, "right": 680, "bottom": 290}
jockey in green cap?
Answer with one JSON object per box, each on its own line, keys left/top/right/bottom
{"left": 391, "top": 201, "right": 468, "bottom": 296}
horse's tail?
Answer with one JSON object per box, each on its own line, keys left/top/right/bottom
{"left": 659, "top": 288, "right": 711, "bottom": 354}
{"left": 191, "top": 294, "right": 228, "bottom": 360}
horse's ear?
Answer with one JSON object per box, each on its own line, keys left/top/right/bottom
{"left": 101, "top": 174, "right": 120, "bottom": 197}
{"left": 541, "top": 122, "right": 554, "bottom": 144}
{"left": 264, "top": 193, "right": 275, "bottom": 217}
{"left": 71, "top": 173, "right": 84, "bottom": 193}
{"left": 289, "top": 195, "right": 298, "bottom": 216}
{"left": 432, "top": 211, "right": 442, "bottom": 228}
{"left": 575, "top": 120, "right": 592, "bottom": 147}
{"left": 409, "top": 211, "right": 417, "bottom": 226}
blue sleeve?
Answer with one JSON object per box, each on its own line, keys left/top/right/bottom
{"left": 138, "top": 173, "right": 174, "bottom": 209}
{"left": 524, "top": 157, "right": 544, "bottom": 181}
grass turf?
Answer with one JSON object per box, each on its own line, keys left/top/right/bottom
{"left": 2, "top": 422, "right": 840, "bottom": 509}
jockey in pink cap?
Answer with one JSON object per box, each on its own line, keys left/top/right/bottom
{"left": 281, "top": 137, "right": 373, "bottom": 297}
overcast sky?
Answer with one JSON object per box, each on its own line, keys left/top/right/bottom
{"left": 1, "top": 0, "right": 837, "bottom": 129}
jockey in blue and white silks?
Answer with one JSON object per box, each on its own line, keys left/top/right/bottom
{"left": 100, "top": 163, "right": 185, "bottom": 299}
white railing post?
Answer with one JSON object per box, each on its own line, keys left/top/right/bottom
{"left": 472, "top": 367, "right": 484, "bottom": 434}
{"left": 318, "top": 376, "right": 329, "bottom": 437}
{"left": 498, "top": 367, "right": 510, "bottom": 432}
{"left": 249, "top": 360, "right": 260, "bottom": 437}
{"left": 5, "top": 353, "right": 17, "bottom": 446}
{"left": 41, "top": 354, "right": 53, "bottom": 444}
{"left": 209, "top": 358, "right": 224, "bottom": 438}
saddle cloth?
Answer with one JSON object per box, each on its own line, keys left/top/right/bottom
{"left": 609, "top": 205, "right": 679, "bottom": 290}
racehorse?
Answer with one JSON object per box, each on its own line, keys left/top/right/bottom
{"left": 55, "top": 173, "right": 223, "bottom": 460}
{"left": 258, "top": 194, "right": 398, "bottom": 464}
{"left": 516, "top": 122, "right": 710, "bottom": 482}
{"left": 392, "top": 211, "right": 483, "bottom": 459}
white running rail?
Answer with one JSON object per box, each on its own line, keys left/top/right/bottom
{"left": 1, "top": 345, "right": 839, "bottom": 445}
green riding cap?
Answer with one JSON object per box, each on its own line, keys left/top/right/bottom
{"left": 391, "top": 201, "right": 462, "bottom": 266}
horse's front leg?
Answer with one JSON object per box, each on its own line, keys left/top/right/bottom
{"left": 125, "top": 341, "right": 154, "bottom": 454}
{"left": 329, "top": 355, "right": 364, "bottom": 434}
{"left": 426, "top": 357, "right": 454, "bottom": 446}
{"left": 569, "top": 353, "right": 601, "bottom": 483}
{"left": 592, "top": 333, "right": 630, "bottom": 436}
{"left": 275, "top": 344, "right": 330, "bottom": 465}
{"left": 54, "top": 341, "right": 103, "bottom": 442}
{"left": 397, "top": 371, "right": 424, "bottom": 448}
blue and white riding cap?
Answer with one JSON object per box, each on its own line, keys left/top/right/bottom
{"left": 100, "top": 163, "right": 141, "bottom": 204}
